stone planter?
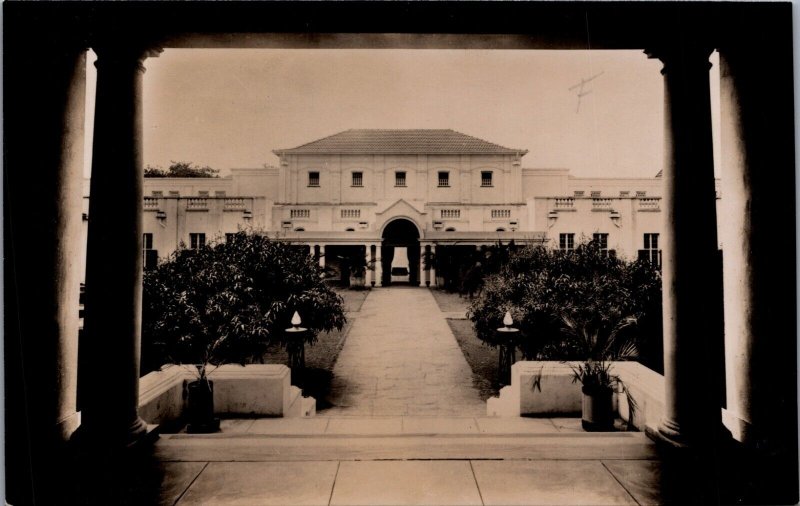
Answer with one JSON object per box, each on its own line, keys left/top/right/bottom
{"left": 581, "top": 385, "right": 614, "bottom": 431}
{"left": 349, "top": 275, "right": 366, "bottom": 288}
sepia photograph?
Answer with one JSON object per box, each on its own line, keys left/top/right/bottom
{"left": 4, "top": 2, "right": 798, "bottom": 505}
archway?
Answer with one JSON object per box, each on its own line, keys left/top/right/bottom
{"left": 381, "top": 218, "right": 421, "bottom": 286}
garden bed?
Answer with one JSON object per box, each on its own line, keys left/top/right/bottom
{"left": 446, "top": 318, "right": 501, "bottom": 401}
{"left": 429, "top": 288, "right": 470, "bottom": 313}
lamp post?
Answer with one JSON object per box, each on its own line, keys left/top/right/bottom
{"left": 285, "top": 311, "right": 307, "bottom": 375}
{"left": 496, "top": 310, "right": 519, "bottom": 386}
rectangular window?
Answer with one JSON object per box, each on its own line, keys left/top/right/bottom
{"left": 491, "top": 209, "right": 511, "bottom": 219}
{"left": 395, "top": 171, "right": 406, "bottom": 187}
{"left": 619, "top": 191, "right": 630, "bottom": 197}
{"left": 481, "top": 171, "right": 493, "bottom": 187}
{"left": 559, "top": 233, "right": 575, "bottom": 252}
{"left": 593, "top": 233, "right": 609, "bottom": 253}
{"left": 441, "top": 209, "right": 461, "bottom": 219}
{"left": 590, "top": 190, "right": 602, "bottom": 197}
{"left": 290, "top": 209, "right": 310, "bottom": 219}
{"left": 351, "top": 171, "right": 363, "bottom": 187}
{"left": 341, "top": 209, "right": 361, "bottom": 219}
{"left": 143, "top": 233, "right": 157, "bottom": 270}
{"left": 225, "top": 233, "right": 235, "bottom": 243}
{"left": 198, "top": 191, "right": 210, "bottom": 197}
{"left": 438, "top": 171, "right": 450, "bottom": 187}
{"left": 151, "top": 191, "right": 163, "bottom": 197}
{"left": 308, "top": 171, "right": 320, "bottom": 187}
{"left": 640, "top": 233, "right": 661, "bottom": 266}
{"left": 636, "top": 190, "right": 647, "bottom": 197}
{"left": 189, "top": 233, "right": 206, "bottom": 250}
{"left": 168, "top": 190, "right": 180, "bottom": 197}
{"left": 215, "top": 191, "right": 226, "bottom": 197}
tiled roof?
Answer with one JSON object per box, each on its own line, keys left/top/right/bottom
{"left": 273, "top": 129, "right": 527, "bottom": 155}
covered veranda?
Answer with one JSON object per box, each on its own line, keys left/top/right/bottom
{"left": 4, "top": 2, "right": 796, "bottom": 504}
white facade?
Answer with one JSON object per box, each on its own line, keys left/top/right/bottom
{"left": 88, "top": 130, "right": 721, "bottom": 283}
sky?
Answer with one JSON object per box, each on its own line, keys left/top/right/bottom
{"left": 85, "top": 49, "right": 721, "bottom": 178}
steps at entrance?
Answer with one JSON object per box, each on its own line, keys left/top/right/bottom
{"left": 155, "top": 430, "right": 656, "bottom": 462}
{"left": 286, "top": 386, "right": 316, "bottom": 418}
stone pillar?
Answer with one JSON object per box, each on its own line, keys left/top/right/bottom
{"left": 374, "top": 242, "right": 383, "bottom": 286}
{"left": 718, "top": 46, "right": 796, "bottom": 452}
{"left": 4, "top": 43, "right": 87, "bottom": 504}
{"left": 81, "top": 44, "right": 159, "bottom": 446}
{"left": 318, "top": 244, "right": 326, "bottom": 269}
{"left": 419, "top": 244, "right": 427, "bottom": 286}
{"left": 647, "top": 46, "right": 723, "bottom": 448}
{"left": 430, "top": 244, "right": 437, "bottom": 287}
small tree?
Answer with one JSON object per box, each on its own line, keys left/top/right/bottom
{"left": 469, "top": 239, "right": 662, "bottom": 372}
{"left": 141, "top": 232, "right": 346, "bottom": 377}
{"left": 144, "top": 161, "right": 220, "bottom": 178}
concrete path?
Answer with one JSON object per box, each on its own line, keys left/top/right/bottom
{"left": 323, "top": 287, "right": 486, "bottom": 416}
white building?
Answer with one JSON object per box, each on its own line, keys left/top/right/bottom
{"left": 130, "top": 129, "right": 720, "bottom": 285}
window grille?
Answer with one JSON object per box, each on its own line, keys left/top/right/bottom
{"left": 308, "top": 172, "right": 320, "bottom": 187}
{"left": 151, "top": 191, "right": 163, "bottom": 197}
{"left": 491, "top": 209, "right": 511, "bottom": 219}
{"left": 481, "top": 171, "right": 493, "bottom": 187}
{"left": 438, "top": 171, "right": 450, "bottom": 187}
{"left": 395, "top": 171, "right": 406, "bottom": 187}
{"left": 636, "top": 190, "right": 647, "bottom": 197}
{"left": 574, "top": 190, "right": 585, "bottom": 197}
{"left": 290, "top": 209, "right": 310, "bottom": 219}
{"left": 441, "top": 209, "right": 460, "bottom": 219}
{"left": 341, "top": 209, "right": 361, "bottom": 219}
{"left": 590, "top": 191, "right": 601, "bottom": 197}
{"left": 352, "top": 172, "right": 363, "bottom": 187}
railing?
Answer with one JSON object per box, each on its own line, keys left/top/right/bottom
{"left": 491, "top": 209, "right": 511, "bottom": 219}
{"left": 438, "top": 178, "right": 449, "bottom": 187}
{"left": 224, "top": 198, "right": 246, "bottom": 211}
{"left": 341, "top": 209, "right": 361, "bottom": 219}
{"left": 143, "top": 197, "right": 159, "bottom": 210}
{"left": 290, "top": 209, "right": 310, "bottom": 219}
{"left": 592, "top": 198, "right": 612, "bottom": 210}
{"left": 481, "top": 177, "right": 493, "bottom": 187}
{"left": 638, "top": 198, "right": 660, "bottom": 211}
{"left": 441, "top": 209, "right": 460, "bottom": 219}
{"left": 187, "top": 198, "right": 208, "bottom": 210}
{"left": 554, "top": 197, "right": 574, "bottom": 209}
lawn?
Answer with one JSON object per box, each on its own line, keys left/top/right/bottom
{"left": 429, "top": 287, "right": 471, "bottom": 313}
{"left": 446, "top": 318, "right": 503, "bottom": 401}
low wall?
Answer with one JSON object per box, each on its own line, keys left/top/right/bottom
{"left": 487, "top": 361, "right": 665, "bottom": 432}
{"left": 138, "top": 364, "right": 305, "bottom": 428}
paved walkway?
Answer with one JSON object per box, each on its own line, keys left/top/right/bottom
{"left": 149, "top": 416, "right": 661, "bottom": 506}
{"left": 323, "top": 287, "right": 486, "bottom": 416}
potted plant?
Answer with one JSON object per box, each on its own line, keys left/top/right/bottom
{"left": 347, "top": 250, "right": 372, "bottom": 289}
{"left": 560, "top": 313, "right": 639, "bottom": 431}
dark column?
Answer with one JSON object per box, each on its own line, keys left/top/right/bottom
{"left": 4, "top": 42, "right": 87, "bottom": 504}
{"left": 718, "top": 41, "right": 798, "bottom": 504}
{"left": 80, "top": 44, "right": 159, "bottom": 446}
{"left": 646, "top": 46, "right": 723, "bottom": 449}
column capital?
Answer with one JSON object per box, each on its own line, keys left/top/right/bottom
{"left": 644, "top": 46, "right": 714, "bottom": 75}
{"left": 92, "top": 41, "right": 163, "bottom": 73}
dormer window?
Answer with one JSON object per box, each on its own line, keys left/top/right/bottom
{"left": 308, "top": 171, "right": 320, "bottom": 187}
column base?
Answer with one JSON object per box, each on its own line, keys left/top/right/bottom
{"left": 647, "top": 419, "right": 691, "bottom": 449}
{"left": 75, "top": 415, "right": 154, "bottom": 450}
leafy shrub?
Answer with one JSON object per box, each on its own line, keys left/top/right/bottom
{"left": 468, "top": 239, "right": 663, "bottom": 372}
{"left": 141, "top": 232, "right": 346, "bottom": 377}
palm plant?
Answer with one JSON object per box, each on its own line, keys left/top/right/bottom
{"left": 559, "top": 312, "right": 639, "bottom": 428}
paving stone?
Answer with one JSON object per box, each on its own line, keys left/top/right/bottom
{"left": 602, "top": 460, "right": 664, "bottom": 505}
{"left": 472, "top": 460, "right": 638, "bottom": 505}
{"left": 475, "top": 416, "right": 560, "bottom": 434}
{"left": 248, "top": 417, "right": 330, "bottom": 434}
{"left": 322, "top": 288, "right": 485, "bottom": 416}
{"left": 330, "top": 460, "right": 482, "bottom": 506}
{"left": 177, "top": 461, "right": 338, "bottom": 505}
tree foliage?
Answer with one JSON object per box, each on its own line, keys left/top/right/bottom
{"left": 468, "top": 239, "right": 663, "bottom": 372}
{"left": 144, "top": 161, "right": 219, "bottom": 178}
{"left": 141, "top": 232, "right": 346, "bottom": 377}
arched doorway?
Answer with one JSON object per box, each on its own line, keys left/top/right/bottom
{"left": 381, "top": 218, "right": 420, "bottom": 286}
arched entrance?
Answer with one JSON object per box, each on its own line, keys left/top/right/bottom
{"left": 381, "top": 218, "right": 420, "bottom": 286}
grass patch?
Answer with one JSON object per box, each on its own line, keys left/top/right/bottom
{"left": 338, "top": 288, "right": 369, "bottom": 312}
{"left": 447, "top": 318, "right": 502, "bottom": 400}
{"left": 429, "top": 288, "right": 470, "bottom": 313}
